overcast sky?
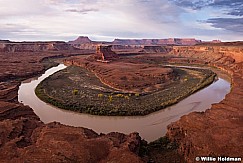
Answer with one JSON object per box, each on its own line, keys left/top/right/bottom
{"left": 0, "top": 0, "right": 242, "bottom": 41}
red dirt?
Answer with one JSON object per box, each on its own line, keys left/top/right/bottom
{"left": 64, "top": 55, "right": 175, "bottom": 93}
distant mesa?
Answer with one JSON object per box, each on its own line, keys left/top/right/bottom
{"left": 0, "top": 40, "right": 11, "bottom": 43}
{"left": 68, "top": 36, "right": 206, "bottom": 46}
{"left": 0, "top": 41, "right": 77, "bottom": 52}
{"left": 211, "top": 40, "right": 221, "bottom": 43}
{"left": 68, "top": 36, "right": 92, "bottom": 44}
{"left": 112, "top": 38, "right": 202, "bottom": 45}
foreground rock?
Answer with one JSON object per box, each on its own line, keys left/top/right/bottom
{"left": 0, "top": 103, "right": 143, "bottom": 162}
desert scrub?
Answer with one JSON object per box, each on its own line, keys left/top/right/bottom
{"left": 108, "top": 95, "right": 113, "bottom": 102}
{"left": 72, "top": 89, "right": 79, "bottom": 95}
{"left": 98, "top": 93, "right": 104, "bottom": 98}
{"left": 115, "top": 94, "right": 124, "bottom": 97}
{"left": 135, "top": 93, "right": 140, "bottom": 97}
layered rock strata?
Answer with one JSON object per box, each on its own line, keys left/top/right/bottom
{"left": 95, "top": 45, "right": 119, "bottom": 61}
{"left": 0, "top": 41, "right": 77, "bottom": 52}
{"left": 167, "top": 45, "right": 243, "bottom": 162}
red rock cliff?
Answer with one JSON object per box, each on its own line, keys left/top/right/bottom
{"left": 95, "top": 45, "right": 118, "bottom": 61}
{"left": 166, "top": 45, "right": 243, "bottom": 162}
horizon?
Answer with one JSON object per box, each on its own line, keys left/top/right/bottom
{"left": 0, "top": 36, "right": 228, "bottom": 43}
{"left": 1, "top": 0, "right": 243, "bottom": 42}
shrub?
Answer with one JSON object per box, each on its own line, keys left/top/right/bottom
{"left": 108, "top": 95, "right": 113, "bottom": 102}
{"left": 73, "top": 89, "right": 78, "bottom": 95}
{"left": 124, "top": 96, "right": 129, "bottom": 100}
{"left": 98, "top": 93, "right": 103, "bottom": 98}
{"left": 115, "top": 94, "right": 124, "bottom": 97}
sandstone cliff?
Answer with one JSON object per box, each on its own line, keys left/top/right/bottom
{"left": 95, "top": 45, "right": 119, "bottom": 61}
{"left": 113, "top": 38, "right": 202, "bottom": 45}
{"left": 166, "top": 45, "right": 243, "bottom": 162}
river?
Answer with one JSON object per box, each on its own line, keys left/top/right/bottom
{"left": 18, "top": 64, "right": 231, "bottom": 142}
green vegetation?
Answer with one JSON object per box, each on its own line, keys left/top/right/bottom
{"left": 115, "top": 94, "right": 124, "bottom": 97}
{"left": 135, "top": 93, "right": 140, "bottom": 97}
{"left": 98, "top": 93, "right": 103, "bottom": 98}
{"left": 72, "top": 89, "right": 79, "bottom": 95}
{"left": 108, "top": 95, "right": 113, "bottom": 102}
{"left": 35, "top": 65, "right": 216, "bottom": 116}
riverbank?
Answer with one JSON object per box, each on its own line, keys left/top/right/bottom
{"left": 35, "top": 64, "right": 216, "bottom": 116}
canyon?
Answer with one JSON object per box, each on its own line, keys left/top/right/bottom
{"left": 0, "top": 38, "right": 242, "bottom": 162}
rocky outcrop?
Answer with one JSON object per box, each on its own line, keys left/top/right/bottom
{"left": 166, "top": 45, "right": 243, "bottom": 162}
{"left": 0, "top": 100, "right": 143, "bottom": 162}
{"left": 0, "top": 119, "right": 143, "bottom": 162}
{"left": 0, "top": 82, "right": 20, "bottom": 102}
{"left": 95, "top": 45, "right": 119, "bottom": 61}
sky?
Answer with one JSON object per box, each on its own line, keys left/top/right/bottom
{"left": 0, "top": 0, "right": 242, "bottom": 42}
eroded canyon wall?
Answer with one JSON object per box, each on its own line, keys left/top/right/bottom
{"left": 0, "top": 41, "right": 77, "bottom": 52}
{"left": 167, "top": 45, "right": 243, "bottom": 162}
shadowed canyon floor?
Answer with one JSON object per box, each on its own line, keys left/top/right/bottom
{"left": 0, "top": 40, "right": 242, "bottom": 162}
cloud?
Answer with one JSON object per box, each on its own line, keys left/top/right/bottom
{"left": 170, "top": 0, "right": 243, "bottom": 35}
{"left": 0, "top": 0, "right": 242, "bottom": 41}
{"left": 170, "top": 0, "right": 213, "bottom": 9}
{"left": 0, "top": 0, "right": 54, "bottom": 18}
{"left": 171, "top": 0, "right": 243, "bottom": 16}
{"left": 207, "top": 18, "right": 243, "bottom": 33}
{"left": 0, "top": 0, "right": 185, "bottom": 41}
{"left": 65, "top": 8, "right": 98, "bottom": 14}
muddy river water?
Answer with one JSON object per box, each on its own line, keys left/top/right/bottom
{"left": 18, "top": 64, "right": 231, "bottom": 142}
